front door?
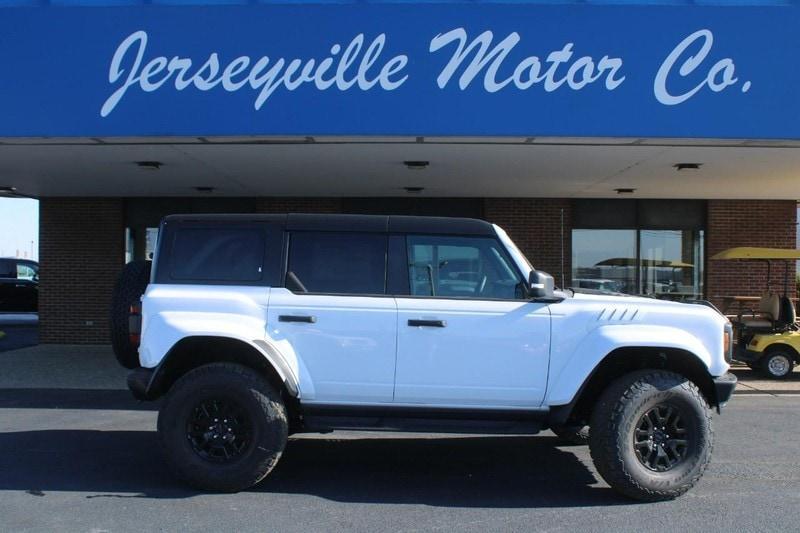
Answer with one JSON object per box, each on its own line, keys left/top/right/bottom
{"left": 267, "top": 231, "right": 397, "bottom": 404}
{"left": 394, "top": 235, "right": 551, "bottom": 407}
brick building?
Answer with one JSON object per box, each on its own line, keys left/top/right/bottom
{"left": 1, "top": 1, "right": 799, "bottom": 344}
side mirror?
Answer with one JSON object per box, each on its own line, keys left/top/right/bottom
{"left": 528, "top": 270, "right": 555, "bottom": 299}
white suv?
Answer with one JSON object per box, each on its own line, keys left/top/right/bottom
{"left": 119, "top": 214, "right": 736, "bottom": 501}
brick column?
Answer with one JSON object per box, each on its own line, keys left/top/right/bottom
{"left": 484, "top": 198, "right": 572, "bottom": 286}
{"left": 39, "top": 198, "right": 124, "bottom": 344}
{"left": 256, "top": 198, "right": 342, "bottom": 213}
{"left": 706, "top": 200, "right": 797, "bottom": 310}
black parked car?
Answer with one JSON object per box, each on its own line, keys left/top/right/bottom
{"left": 0, "top": 258, "right": 38, "bottom": 312}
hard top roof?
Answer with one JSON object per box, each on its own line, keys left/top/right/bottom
{"left": 163, "top": 213, "right": 496, "bottom": 236}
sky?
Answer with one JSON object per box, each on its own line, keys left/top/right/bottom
{"left": 0, "top": 198, "right": 38, "bottom": 260}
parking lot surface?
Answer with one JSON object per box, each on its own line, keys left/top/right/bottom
{"left": 1, "top": 346, "right": 799, "bottom": 532}
{"left": 0, "top": 313, "right": 38, "bottom": 353}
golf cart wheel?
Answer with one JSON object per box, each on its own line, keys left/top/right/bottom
{"left": 110, "top": 260, "right": 151, "bottom": 369}
{"left": 760, "top": 349, "right": 795, "bottom": 380}
{"left": 589, "top": 370, "right": 713, "bottom": 502}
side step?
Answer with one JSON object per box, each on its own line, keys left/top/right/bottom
{"left": 299, "top": 404, "right": 548, "bottom": 435}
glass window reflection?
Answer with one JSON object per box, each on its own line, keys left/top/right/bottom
{"left": 572, "top": 229, "right": 705, "bottom": 300}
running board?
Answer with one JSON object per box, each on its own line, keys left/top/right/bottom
{"left": 299, "top": 404, "right": 549, "bottom": 435}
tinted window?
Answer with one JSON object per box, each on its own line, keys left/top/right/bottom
{"left": 0, "top": 259, "right": 14, "bottom": 278}
{"left": 170, "top": 228, "right": 265, "bottom": 282}
{"left": 407, "top": 236, "right": 525, "bottom": 300}
{"left": 288, "top": 232, "right": 386, "bottom": 295}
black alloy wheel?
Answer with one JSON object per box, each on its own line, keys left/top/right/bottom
{"left": 633, "top": 404, "right": 688, "bottom": 472}
{"left": 187, "top": 397, "right": 253, "bottom": 463}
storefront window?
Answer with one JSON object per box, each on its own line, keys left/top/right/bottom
{"left": 572, "top": 230, "right": 637, "bottom": 294}
{"left": 572, "top": 229, "right": 704, "bottom": 300}
{"left": 640, "top": 230, "right": 704, "bottom": 299}
{"left": 125, "top": 226, "right": 160, "bottom": 263}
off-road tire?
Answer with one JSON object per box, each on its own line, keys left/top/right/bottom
{"left": 157, "top": 363, "right": 288, "bottom": 492}
{"left": 109, "top": 260, "right": 151, "bottom": 369}
{"left": 760, "top": 350, "right": 794, "bottom": 380}
{"left": 589, "top": 370, "right": 713, "bottom": 502}
{"left": 551, "top": 424, "right": 590, "bottom": 446}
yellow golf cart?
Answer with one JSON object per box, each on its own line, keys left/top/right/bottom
{"left": 711, "top": 247, "right": 800, "bottom": 379}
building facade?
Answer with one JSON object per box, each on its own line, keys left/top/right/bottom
{"left": 0, "top": 1, "right": 798, "bottom": 343}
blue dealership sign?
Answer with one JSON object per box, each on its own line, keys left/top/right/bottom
{"left": 0, "top": 4, "right": 798, "bottom": 138}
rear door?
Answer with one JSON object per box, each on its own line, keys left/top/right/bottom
{"left": 267, "top": 231, "right": 397, "bottom": 404}
{"left": 394, "top": 234, "right": 551, "bottom": 407}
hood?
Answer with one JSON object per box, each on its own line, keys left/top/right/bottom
{"left": 557, "top": 289, "right": 721, "bottom": 315}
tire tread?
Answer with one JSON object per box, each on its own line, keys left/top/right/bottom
{"left": 589, "top": 370, "right": 713, "bottom": 502}
{"left": 157, "top": 362, "right": 288, "bottom": 492}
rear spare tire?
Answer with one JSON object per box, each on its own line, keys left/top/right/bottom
{"left": 589, "top": 370, "right": 713, "bottom": 501}
{"left": 157, "top": 363, "right": 289, "bottom": 492}
{"left": 110, "top": 260, "right": 151, "bottom": 369}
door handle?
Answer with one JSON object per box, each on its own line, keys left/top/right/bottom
{"left": 408, "top": 319, "right": 446, "bottom": 328}
{"left": 279, "top": 315, "right": 316, "bottom": 324}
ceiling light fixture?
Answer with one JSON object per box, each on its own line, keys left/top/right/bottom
{"left": 614, "top": 188, "right": 636, "bottom": 194}
{"left": 674, "top": 163, "right": 702, "bottom": 171}
{"left": 403, "top": 160, "right": 429, "bottom": 170}
{"left": 136, "top": 161, "right": 163, "bottom": 171}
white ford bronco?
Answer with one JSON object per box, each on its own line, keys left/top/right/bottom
{"left": 116, "top": 213, "right": 736, "bottom": 501}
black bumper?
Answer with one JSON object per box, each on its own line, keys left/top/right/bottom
{"left": 714, "top": 372, "right": 737, "bottom": 408}
{"left": 127, "top": 367, "right": 156, "bottom": 401}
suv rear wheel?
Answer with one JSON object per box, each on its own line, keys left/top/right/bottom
{"left": 589, "top": 370, "right": 713, "bottom": 501}
{"left": 157, "top": 363, "right": 288, "bottom": 492}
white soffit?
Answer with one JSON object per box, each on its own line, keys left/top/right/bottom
{"left": 0, "top": 137, "right": 797, "bottom": 199}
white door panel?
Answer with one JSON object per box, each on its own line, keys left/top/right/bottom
{"left": 395, "top": 298, "right": 550, "bottom": 407}
{"left": 267, "top": 288, "right": 397, "bottom": 403}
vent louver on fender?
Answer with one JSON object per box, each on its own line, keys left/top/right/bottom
{"left": 596, "top": 307, "right": 640, "bottom": 323}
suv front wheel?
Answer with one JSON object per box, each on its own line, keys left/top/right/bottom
{"left": 589, "top": 370, "right": 713, "bottom": 501}
{"left": 157, "top": 363, "right": 289, "bottom": 492}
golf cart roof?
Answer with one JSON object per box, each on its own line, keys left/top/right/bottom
{"left": 710, "top": 247, "right": 800, "bottom": 260}
{"left": 595, "top": 257, "right": 694, "bottom": 268}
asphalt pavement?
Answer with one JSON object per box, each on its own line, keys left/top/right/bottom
{"left": 1, "top": 346, "right": 799, "bottom": 532}
{"left": 0, "top": 313, "right": 38, "bottom": 353}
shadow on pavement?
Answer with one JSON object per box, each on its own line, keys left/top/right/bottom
{"left": 730, "top": 366, "right": 800, "bottom": 383}
{"left": 0, "top": 429, "right": 633, "bottom": 507}
{"left": 0, "top": 388, "right": 158, "bottom": 410}
{"left": 729, "top": 366, "right": 800, "bottom": 395}
{"left": 0, "top": 325, "right": 38, "bottom": 352}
